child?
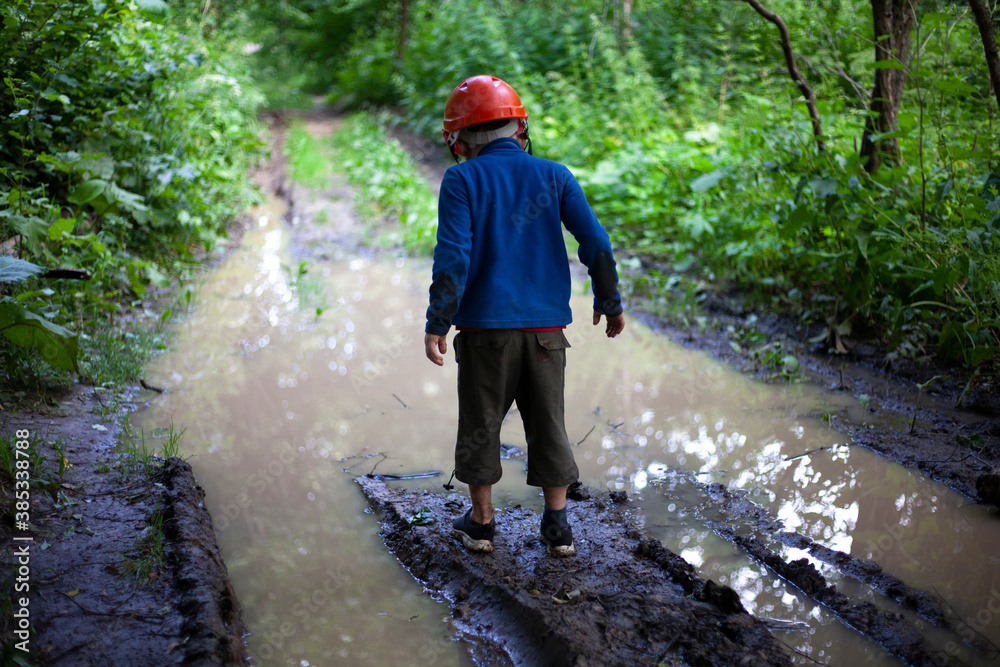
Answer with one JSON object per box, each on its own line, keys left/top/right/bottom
{"left": 425, "top": 75, "right": 625, "bottom": 557}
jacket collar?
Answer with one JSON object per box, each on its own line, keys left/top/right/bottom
{"left": 476, "top": 137, "right": 523, "bottom": 157}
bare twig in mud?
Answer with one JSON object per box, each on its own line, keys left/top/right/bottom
{"left": 655, "top": 632, "right": 682, "bottom": 663}
{"left": 43, "top": 641, "right": 94, "bottom": 665}
{"left": 367, "top": 453, "right": 388, "bottom": 477}
{"left": 784, "top": 446, "right": 832, "bottom": 461}
{"left": 378, "top": 471, "right": 441, "bottom": 480}
{"left": 934, "top": 587, "right": 1000, "bottom": 656}
{"left": 392, "top": 393, "right": 409, "bottom": 409}
{"left": 607, "top": 420, "right": 629, "bottom": 436}
{"left": 775, "top": 639, "right": 828, "bottom": 665}
{"left": 339, "top": 448, "right": 375, "bottom": 462}
{"left": 139, "top": 379, "right": 165, "bottom": 393}
{"left": 59, "top": 591, "right": 165, "bottom": 621}
{"left": 910, "top": 441, "right": 986, "bottom": 465}
{"left": 575, "top": 425, "right": 596, "bottom": 446}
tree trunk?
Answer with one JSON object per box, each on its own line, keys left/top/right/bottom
{"left": 859, "top": 0, "right": 917, "bottom": 174}
{"left": 622, "top": 0, "right": 633, "bottom": 46}
{"left": 741, "top": 0, "right": 826, "bottom": 151}
{"left": 969, "top": 0, "right": 1000, "bottom": 113}
{"left": 397, "top": 0, "right": 410, "bottom": 64}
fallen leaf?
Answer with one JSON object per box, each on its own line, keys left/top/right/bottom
{"left": 551, "top": 596, "right": 569, "bottom": 604}
{"left": 65, "top": 589, "right": 79, "bottom": 597}
{"left": 527, "top": 589, "right": 540, "bottom": 596}
{"left": 92, "top": 424, "right": 107, "bottom": 432}
{"left": 566, "top": 589, "right": 581, "bottom": 599}
{"left": 407, "top": 508, "right": 434, "bottom": 526}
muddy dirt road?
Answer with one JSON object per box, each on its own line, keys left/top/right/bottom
{"left": 132, "top": 113, "right": 1000, "bottom": 665}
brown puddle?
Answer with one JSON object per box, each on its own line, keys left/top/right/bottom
{"left": 138, "top": 195, "right": 1000, "bottom": 665}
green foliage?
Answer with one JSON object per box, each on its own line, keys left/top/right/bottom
{"left": 1, "top": 0, "right": 265, "bottom": 386}
{"left": 251, "top": 0, "right": 998, "bottom": 371}
{"left": 328, "top": 113, "right": 438, "bottom": 253}
{"left": 0, "top": 302, "right": 78, "bottom": 373}
{"left": 285, "top": 122, "right": 333, "bottom": 188}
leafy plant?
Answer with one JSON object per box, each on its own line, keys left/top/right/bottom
{"left": 1, "top": 0, "right": 264, "bottom": 390}
{"left": 328, "top": 113, "right": 438, "bottom": 253}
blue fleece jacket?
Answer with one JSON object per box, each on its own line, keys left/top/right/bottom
{"left": 426, "top": 138, "right": 622, "bottom": 335}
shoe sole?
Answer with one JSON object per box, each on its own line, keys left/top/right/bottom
{"left": 452, "top": 529, "right": 493, "bottom": 553}
{"left": 541, "top": 538, "right": 575, "bottom": 557}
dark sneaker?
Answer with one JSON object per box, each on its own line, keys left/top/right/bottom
{"left": 452, "top": 509, "right": 495, "bottom": 553}
{"left": 540, "top": 512, "right": 575, "bottom": 557}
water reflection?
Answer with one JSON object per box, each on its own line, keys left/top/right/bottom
{"left": 139, "top": 197, "right": 1000, "bottom": 666}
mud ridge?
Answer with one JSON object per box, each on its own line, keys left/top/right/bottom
{"left": 357, "top": 475, "right": 794, "bottom": 667}
{"left": 0, "top": 386, "right": 249, "bottom": 665}
{"left": 161, "top": 458, "right": 248, "bottom": 665}
{"left": 716, "top": 527, "right": 937, "bottom": 666}
{"left": 699, "top": 481, "right": 947, "bottom": 626}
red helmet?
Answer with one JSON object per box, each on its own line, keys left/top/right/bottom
{"left": 443, "top": 75, "right": 527, "bottom": 132}
{"left": 442, "top": 75, "right": 528, "bottom": 153}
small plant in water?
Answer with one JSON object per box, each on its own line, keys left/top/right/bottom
{"left": 909, "top": 375, "right": 947, "bottom": 435}
{"left": 858, "top": 393, "right": 870, "bottom": 425}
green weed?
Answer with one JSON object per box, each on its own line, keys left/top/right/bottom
{"left": 327, "top": 113, "right": 438, "bottom": 253}
{"left": 285, "top": 122, "right": 333, "bottom": 188}
{"left": 118, "top": 502, "right": 166, "bottom": 587}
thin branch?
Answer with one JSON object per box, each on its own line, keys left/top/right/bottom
{"left": 799, "top": 54, "right": 870, "bottom": 106}
{"left": 784, "top": 446, "right": 832, "bottom": 461}
{"left": 740, "top": 0, "right": 826, "bottom": 151}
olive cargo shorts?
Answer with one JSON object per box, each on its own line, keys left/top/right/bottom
{"left": 453, "top": 329, "right": 579, "bottom": 488}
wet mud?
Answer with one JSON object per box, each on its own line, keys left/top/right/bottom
{"left": 357, "top": 475, "right": 793, "bottom": 666}
{"left": 700, "top": 481, "right": 946, "bottom": 626}
{"left": 718, "top": 529, "right": 935, "bottom": 666}
{"left": 0, "top": 386, "right": 246, "bottom": 665}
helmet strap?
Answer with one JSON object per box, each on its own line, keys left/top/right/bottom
{"left": 449, "top": 145, "right": 460, "bottom": 164}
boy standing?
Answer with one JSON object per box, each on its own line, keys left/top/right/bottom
{"left": 425, "top": 75, "right": 624, "bottom": 557}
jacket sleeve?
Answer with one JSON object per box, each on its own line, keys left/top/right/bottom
{"left": 558, "top": 166, "right": 623, "bottom": 316}
{"left": 426, "top": 169, "right": 473, "bottom": 335}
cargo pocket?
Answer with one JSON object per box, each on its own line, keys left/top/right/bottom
{"left": 534, "top": 330, "right": 570, "bottom": 367}
{"left": 535, "top": 330, "right": 571, "bottom": 351}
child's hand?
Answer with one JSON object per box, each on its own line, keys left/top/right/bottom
{"left": 593, "top": 311, "right": 625, "bottom": 338}
{"left": 425, "top": 333, "right": 448, "bottom": 366}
